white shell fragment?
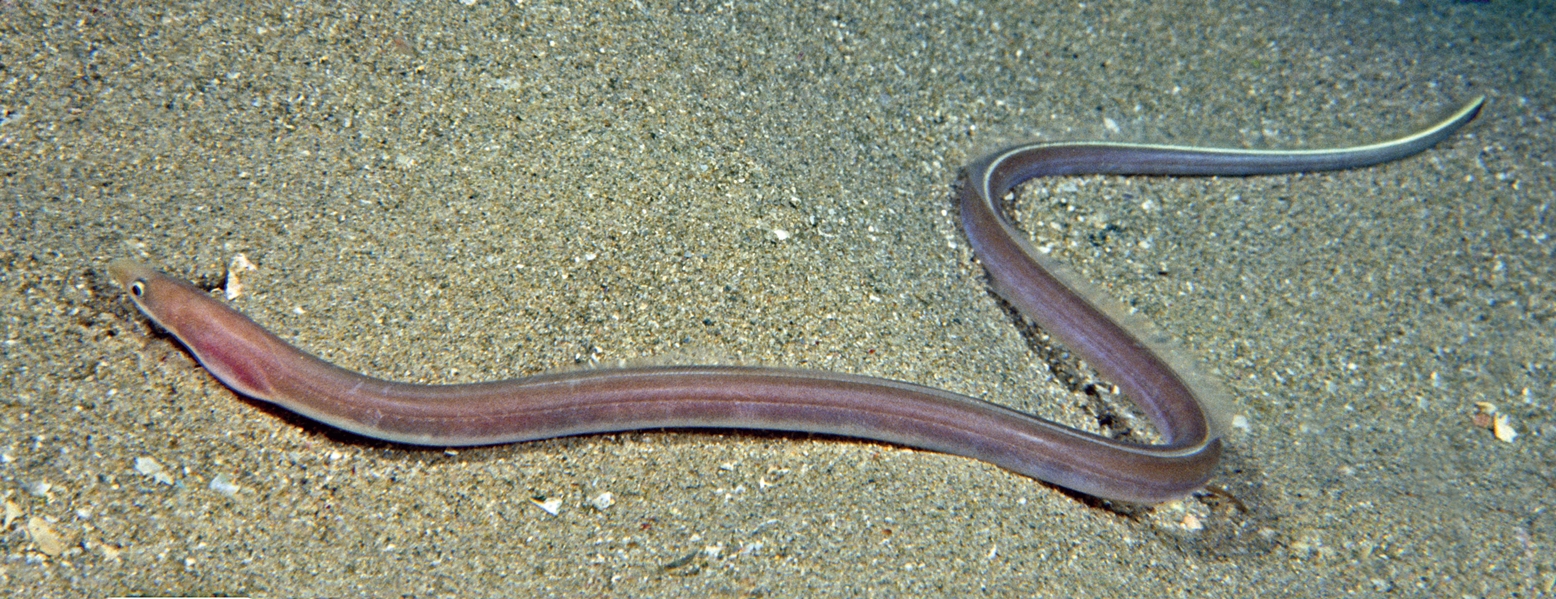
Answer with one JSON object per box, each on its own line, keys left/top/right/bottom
{"left": 531, "top": 496, "right": 563, "bottom": 515}
{"left": 1472, "top": 402, "right": 1517, "bottom": 443}
{"left": 1492, "top": 414, "right": 1518, "bottom": 443}
{"left": 224, "top": 254, "right": 257, "bottom": 300}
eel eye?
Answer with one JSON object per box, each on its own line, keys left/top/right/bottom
{"left": 129, "top": 281, "right": 145, "bottom": 297}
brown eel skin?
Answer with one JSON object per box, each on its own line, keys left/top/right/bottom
{"left": 111, "top": 96, "right": 1482, "bottom": 503}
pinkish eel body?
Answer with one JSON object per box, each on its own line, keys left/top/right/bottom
{"left": 111, "top": 97, "right": 1481, "bottom": 503}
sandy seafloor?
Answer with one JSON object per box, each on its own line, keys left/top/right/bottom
{"left": 1, "top": 0, "right": 1552, "bottom": 596}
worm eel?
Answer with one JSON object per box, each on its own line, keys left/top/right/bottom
{"left": 110, "top": 97, "right": 1481, "bottom": 503}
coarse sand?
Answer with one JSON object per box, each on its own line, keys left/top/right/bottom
{"left": 1, "top": 1, "right": 1551, "bottom": 596}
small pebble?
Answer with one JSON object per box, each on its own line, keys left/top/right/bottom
{"left": 134, "top": 456, "right": 175, "bottom": 485}
{"left": 208, "top": 473, "right": 241, "bottom": 496}
{"left": 27, "top": 516, "right": 66, "bottom": 557}
{"left": 25, "top": 481, "right": 51, "bottom": 498}
{"left": 3, "top": 498, "right": 22, "bottom": 528}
